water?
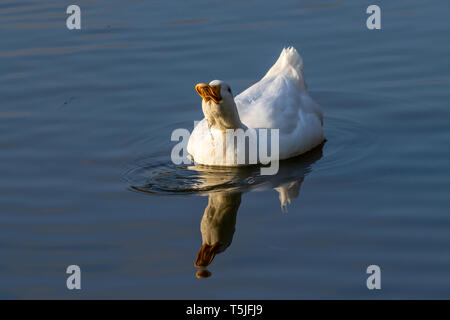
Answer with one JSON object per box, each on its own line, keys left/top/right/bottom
{"left": 1, "top": 0, "right": 450, "bottom": 298}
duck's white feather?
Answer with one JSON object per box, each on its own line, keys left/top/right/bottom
{"left": 187, "top": 47, "right": 324, "bottom": 166}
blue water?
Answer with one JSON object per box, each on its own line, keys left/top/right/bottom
{"left": 1, "top": 0, "right": 450, "bottom": 298}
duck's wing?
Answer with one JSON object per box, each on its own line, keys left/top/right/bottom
{"left": 235, "top": 47, "right": 324, "bottom": 159}
{"left": 235, "top": 75, "right": 303, "bottom": 132}
{"left": 235, "top": 47, "right": 321, "bottom": 131}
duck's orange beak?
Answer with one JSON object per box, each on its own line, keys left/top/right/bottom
{"left": 195, "top": 243, "right": 220, "bottom": 267}
{"left": 195, "top": 83, "right": 222, "bottom": 103}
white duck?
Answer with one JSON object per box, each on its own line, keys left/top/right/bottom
{"left": 187, "top": 47, "right": 324, "bottom": 166}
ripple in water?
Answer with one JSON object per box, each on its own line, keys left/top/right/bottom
{"left": 124, "top": 118, "right": 375, "bottom": 195}
{"left": 318, "top": 115, "right": 376, "bottom": 173}
{"left": 123, "top": 145, "right": 322, "bottom": 195}
{"left": 123, "top": 92, "right": 379, "bottom": 195}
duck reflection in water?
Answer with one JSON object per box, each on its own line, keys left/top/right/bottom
{"left": 193, "top": 144, "right": 324, "bottom": 278}
{"left": 195, "top": 192, "right": 241, "bottom": 278}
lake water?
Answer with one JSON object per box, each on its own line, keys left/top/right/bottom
{"left": 1, "top": 0, "right": 450, "bottom": 299}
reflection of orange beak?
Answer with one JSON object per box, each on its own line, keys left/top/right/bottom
{"left": 195, "top": 269, "right": 212, "bottom": 279}
{"left": 195, "top": 243, "right": 220, "bottom": 267}
{"left": 195, "top": 83, "right": 222, "bottom": 103}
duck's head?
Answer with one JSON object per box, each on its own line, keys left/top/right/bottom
{"left": 195, "top": 80, "right": 243, "bottom": 130}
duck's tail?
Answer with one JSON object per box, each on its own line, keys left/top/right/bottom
{"left": 263, "top": 47, "right": 306, "bottom": 89}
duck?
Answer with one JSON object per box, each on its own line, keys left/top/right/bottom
{"left": 187, "top": 46, "right": 324, "bottom": 167}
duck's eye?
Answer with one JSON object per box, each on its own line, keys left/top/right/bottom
{"left": 227, "top": 88, "right": 232, "bottom": 94}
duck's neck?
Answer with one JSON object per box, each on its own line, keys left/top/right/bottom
{"left": 203, "top": 100, "right": 245, "bottom": 131}
{"left": 201, "top": 192, "right": 241, "bottom": 249}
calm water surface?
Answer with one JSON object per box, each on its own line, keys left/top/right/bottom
{"left": 1, "top": 0, "right": 450, "bottom": 298}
